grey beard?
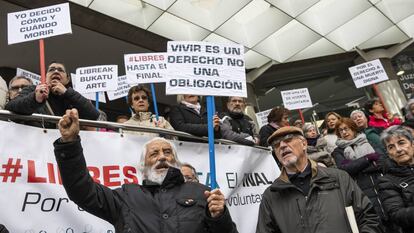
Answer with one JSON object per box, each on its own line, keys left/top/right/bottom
{"left": 143, "top": 161, "right": 179, "bottom": 185}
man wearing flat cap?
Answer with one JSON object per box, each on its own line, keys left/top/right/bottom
{"left": 256, "top": 126, "right": 383, "bottom": 233}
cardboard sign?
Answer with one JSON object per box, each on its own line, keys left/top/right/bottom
{"left": 7, "top": 3, "right": 72, "bottom": 44}
{"left": 124, "top": 53, "right": 167, "bottom": 84}
{"left": 107, "top": 75, "right": 131, "bottom": 101}
{"left": 349, "top": 59, "right": 388, "bottom": 88}
{"left": 75, "top": 65, "right": 118, "bottom": 94}
{"left": 71, "top": 73, "right": 106, "bottom": 103}
{"left": 281, "top": 88, "right": 313, "bottom": 110}
{"left": 255, "top": 109, "right": 272, "bottom": 129}
{"left": 16, "top": 68, "right": 41, "bottom": 85}
{"left": 166, "top": 41, "right": 246, "bottom": 97}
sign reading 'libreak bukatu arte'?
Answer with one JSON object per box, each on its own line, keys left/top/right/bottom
{"left": 75, "top": 65, "right": 118, "bottom": 94}
{"left": 281, "top": 88, "right": 313, "bottom": 110}
{"left": 348, "top": 59, "right": 388, "bottom": 88}
{"left": 7, "top": 3, "right": 72, "bottom": 44}
{"left": 166, "top": 41, "right": 247, "bottom": 97}
{"left": 124, "top": 53, "right": 167, "bottom": 84}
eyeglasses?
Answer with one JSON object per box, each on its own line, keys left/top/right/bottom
{"left": 47, "top": 66, "right": 66, "bottom": 73}
{"left": 10, "top": 85, "right": 29, "bottom": 92}
{"left": 183, "top": 175, "right": 199, "bottom": 183}
{"left": 338, "top": 127, "right": 351, "bottom": 133}
{"left": 133, "top": 95, "right": 148, "bottom": 101}
{"left": 272, "top": 134, "right": 301, "bottom": 149}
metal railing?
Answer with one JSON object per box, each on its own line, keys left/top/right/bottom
{"left": 0, "top": 110, "right": 270, "bottom": 150}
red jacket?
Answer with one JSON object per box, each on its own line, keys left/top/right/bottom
{"left": 368, "top": 113, "right": 402, "bottom": 129}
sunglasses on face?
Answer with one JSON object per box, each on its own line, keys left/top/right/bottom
{"left": 47, "top": 67, "right": 66, "bottom": 73}
{"left": 134, "top": 95, "right": 148, "bottom": 101}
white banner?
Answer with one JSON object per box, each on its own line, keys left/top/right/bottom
{"left": 75, "top": 65, "right": 118, "bottom": 94}
{"left": 255, "top": 109, "right": 272, "bottom": 129}
{"left": 16, "top": 68, "right": 41, "bottom": 85}
{"left": 107, "top": 75, "right": 131, "bottom": 101}
{"left": 71, "top": 73, "right": 106, "bottom": 103}
{"left": 281, "top": 88, "right": 313, "bottom": 110}
{"left": 166, "top": 41, "right": 247, "bottom": 97}
{"left": 349, "top": 59, "right": 388, "bottom": 88}
{"left": 124, "top": 53, "right": 167, "bottom": 84}
{"left": 0, "top": 121, "right": 278, "bottom": 233}
{"left": 7, "top": 3, "right": 72, "bottom": 44}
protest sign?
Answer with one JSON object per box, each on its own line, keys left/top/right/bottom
{"left": 107, "top": 75, "right": 131, "bottom": 101}
{"left": 166, "top": 41, "right": 246, "bottom": 97}
{"left": 75, "top": 65, "right": 118, "bottom": 94}
{"left": 349, "top": 59, "right": 388, "bottom": 88}
{"left": 124, "top": 53, "right": 167, "bottom": 84}
{"left": 255, "top": 109, "right": 272, "bottom": 129}
{"left": 281, "top": 88, "right": 313, "bottom": 110}
{"left": 7, "top": 3, "right": 72, "bottom": 44}
{"left": 71, "top": 73, "right": 106, "bottom": 103}
{"left": 16, "top": 68, "right": 41, "bottom": 85}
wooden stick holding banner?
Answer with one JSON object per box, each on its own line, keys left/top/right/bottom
{"left": 150, "top": 83, "right": 159, "bottom": 121}
{"left": 206, "top": 96, "right": 217, "bottom": 188}
{"left": 165, "top": 41, "right": 246, "bottom": 189}
{"left": 298, "top": 109, "right": 305, "bottom": 124}
{"left": 39, "top": 39, "right": 46, "bottom": 84}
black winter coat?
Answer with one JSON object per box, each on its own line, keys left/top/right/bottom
{"left": 53, "top": 138, "right": 237, "bottom": 233}
{"left": 332, "top": 147, "right": 386, "bottom": 221}
{"left": 259, "top": 124, "right": 277, "bottom": 147}
{"left": 256, "top": 160, "right": 382, "bottom": 233}
{"left": 6, "top": 85, "right": 99, "bottom": 121}
{"left": 378, "top": 159, "right": 414, "bottom": 233}
{"left": 169, "top": 103, "right": 221, "bottom": 139}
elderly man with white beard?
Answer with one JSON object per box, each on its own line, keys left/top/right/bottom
{"left": 53, "top": 108, "right": 238, "bottom": 233}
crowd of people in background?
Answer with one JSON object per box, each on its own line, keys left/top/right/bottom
{"left": 2, "top": 61, "right": 414, "bottom": 233}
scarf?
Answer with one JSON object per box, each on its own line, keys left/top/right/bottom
{"left": 181, "top": 101, "right": 201, "bottom": 114}
{"left": 336, "top": 133, "right": 375, "bottom": 160}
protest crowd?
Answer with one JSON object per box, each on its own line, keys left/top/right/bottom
{"left": 2, "top": 2, "right": 414, "bottom": 233}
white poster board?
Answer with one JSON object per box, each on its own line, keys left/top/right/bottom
{"left": 0, "top": 121, "right": 278, "bottom": 233}
{"left": 71, "top": 73, "right": 106, "bottom": 103}
{"left": 16, "top": 68, "right": 41, "bottom": 85}
{"left": 166, "top": 41, "right": 246, "bottom": 97}
{"left": 255, "top": 109, "right": 272, "bottom": 129}
{"left": 281, "top": 88, "right": 313, "bottom": 110}
{"left": 124, "top": 53, "right": 167, "bottom": 84}
{"left": 7, "top": 3, "right": 72, "bottom": 44}
{"left": 75, "top": 65, "right": 118, "bottom": 94}
{"left": 107, "top": 75, "right": 131, "bottom": 101}
{"left": 348, "top": 59, "right": 388, "bottom": 88}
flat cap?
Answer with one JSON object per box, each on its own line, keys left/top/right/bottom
{"left": 267, "top": 126, "right": 304, "bottom": 145}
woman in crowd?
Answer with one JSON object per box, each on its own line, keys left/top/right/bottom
{"left": 302, "top": 123, "right": 335, "bottom": 167}
{"left": 259, "top": 106, "right": 289, "bottom": 147}
{"left": 169, "top": 95, "right": 220, "bottom": 139}
{"left": 378, "top": 126, "right": 414, "bottom": 233}
{"left": 124, "top": 85, "right": 174, "bottom": 138}
{"left": 364, "top": 98, "right": 401, "bottom": 129}
{"left": 323, "top": 112, "right": 341, "bottom": 153}
{"left": 332, "top": 118, "right": 387, "bottom": 231}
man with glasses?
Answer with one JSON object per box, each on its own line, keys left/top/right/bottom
{"left": 256, "top": 126, "right": 382, "bottom": 233}
{"left": 181, "top": 163, "right": 199, "bottom": 183}
{"left": 220, "top": 96, "right": 259, "bottom": 146}
{"left": 7, "top": 75, "right": 33, "bottom": 101}
{"left": 6, "top": 62, "right": 99, "bottom": 125}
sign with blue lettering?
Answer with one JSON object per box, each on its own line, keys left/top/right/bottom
{"left": 165, "top": 41, "right": 247, "bottom": 97}
{"left": 7, "top": 3, "right": 72, "bottom": 44}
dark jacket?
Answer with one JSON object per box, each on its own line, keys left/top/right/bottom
{"left": 256, "top": 160, "right": 382, "bottom": 233}
{"left": 0, "top": 225, "right": 9, "bottom": 233}
{"left": 169, "top": 103, "right": 221, "bottom": 139}
{"left": 378, "top": 159, "right": 414, "bottom": 233}
{"left": 364, "top": 127, "right": 386, "bottom": 155}
{"left": 6, "top": 85, "right": 99, "bottom": 121}
{"left": 220, "top": 112, "right": 258, "bottom": 146}
{"left": 259, "top": 124, "right": 278, "bottom": 147}
{"left": 53, "top": 138, "right": 237, "bottom": 233}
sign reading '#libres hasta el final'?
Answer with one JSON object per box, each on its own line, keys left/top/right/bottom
{"left": 7, "top": 3, "right": 72, "bottom": 44}
{"left": 166, "top": 41, "right": 247, "bottom": 97}
{"left": 124, "top": 53, "right": 167, "bottom": 84}
{"left": 75, "top": 65, "right": 118, "bottom": 94}
{"left": 348, "top": 59, "right": 388, "bottom": 88}
{"left": 281, "top": 88, "right": 313, "bottom": 110}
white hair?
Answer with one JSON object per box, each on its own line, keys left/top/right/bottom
{"left": 139, "top": 137, "right": 181, "bottom": 177}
